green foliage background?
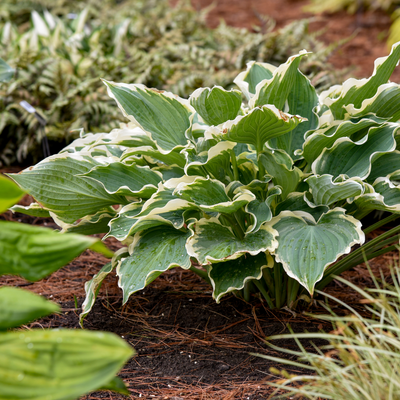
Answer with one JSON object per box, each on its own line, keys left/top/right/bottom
{"left": 0, "top": 0, "right": 339, "bottom": 166}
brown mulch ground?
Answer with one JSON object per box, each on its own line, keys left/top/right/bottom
{"left": 2, "top": 1, "right": 400, "bottom": 399}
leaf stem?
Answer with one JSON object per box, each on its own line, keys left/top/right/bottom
{"left": 243, "top": 281, "right": 251, "bottom": 302}
{"left": 274, "top": 262, "right": 283, "bottom": 308}
{"left": 189, "top": 265, "right": 211, "bottom": 284}
{"left": 363, "top": 213, "right": 400, "bottom": 235}
{"left": 253, "top": 280, "right": 275, "bottom": 308}
{"left": 230, "top": 149, "right": 239, "bottom": 182}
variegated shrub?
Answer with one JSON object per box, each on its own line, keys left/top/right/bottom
{"left": 10, "top": 44, "right": 400, "bottom": 312}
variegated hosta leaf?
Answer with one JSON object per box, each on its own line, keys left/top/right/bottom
{"left": 186, "top": 217, "right": 278, "bottom": 264}
{"left": 271, "top": 209, "right": 365, "bottom": 294}
{"left": 120, "top": 146, "right": 186, "bottom": 168}
{"left": 58, "top": 209, "right": 117, "bottom": 235}
{"left": 367, "top": 151, "right": 400, "bottom": 183}
{"left": 117, "top": 228, "right": 192, "bottom": 303}
{"left": 306, "top": 174, "right": 364, "bottom": 206}
{"left": 345, "top": 83, "right": 400, "bottom": 121}
{"left": 249, "top": 51, "right": 318, "bottom": 158}
{"left": 243, "top": 184, "right": 281, "bottom": 233}
{"left": 354, "top": 178, "right": 400, "bottom": 214}
{"left": 209, "top": 252, "right": 274, "bottom": 303}
{"left": 313, "top": 123, "right": 399, "bottom": 180}
{"left": 10, "top": 203, "right": 51, "bottom": 218}
{"left": 0, "top": 329, "right": 133, "bottom": 400}
{"left": 80, "top": 162, "right": 162, "bottom": 198}
{"left": 189, "top": 86, "right": 242, "bottom": 126}
{"left": 8, "top": 154, "right": 126, "bottom": 224}
{"left": 0, "top": 57, "right": 15, "bottom": 82}
{"left": 0, "top": 175, "right": 25, "bottom": 213}
{"left": 184, "top": 141, "right": 236, "bottom": 183}
{"left": 234, "top": 60, "right": 276, "bottom": 100}
{"left": 259, "top": 150, "right": 302, "bottom": 200}
{"left": 0, "top": 221, "right": 113, "bottom": 281}
{"left": 104, "top": 81, "right": 192, "bottom": 153}
{"left": 302, "top": 116, "right": 387, "bottom": 165}
{"left": 0, "top": 287, "right": 59, "bottom": 330}
{"left": 275, "top": 192, "right": 329, "bottom": 222}
{"left": 175, "top": 177, "right": 254, "bottom": 214}
{"left": 320, "top": 41, "right": 400, "bottom": 119}
{"left": 223, "top": 105, "right": 305, "bottom": 153}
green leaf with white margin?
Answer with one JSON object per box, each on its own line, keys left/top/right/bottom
{"left": 367, "top": 151, "right": 400, "bottom": 183}
{"left": 320, "top": 41, "right": 400, "bottom": 120}
{"left": 80, "top": 162, "right": 162, "bottom": 198}
{"left": 0, "top": 287, "right": 60, "bottom": 330}
{"left": 190, "top": 86, "right": 242, "bottom": 126}
{"left": 313, "top": 123, "right": 399, "bottom": 180}
{"left": 249, "top": 51, "right": 318, "bottom": 159}
{"left": 271, "top": 208, "right": 365, "bottom": 294}
{"left": 10, "top": 203, "right": 51, "bottom": 218}
{"left": 8, "top": 153, "right": 127, "bottom": 224}
{"left": 186, "top": 217, "right": 278, "bottom": 264}
{"left": 0, "top": 57, "right": 15, "bottom": 82}
{"left": 80, "top": 248, "right": 128, "bottom": 326}
{"left": 245, "top": 186, "right": 282, "bottom": 233}
{"left": 223, "top": 105, "right": 305, "bottom": 153}
{"left": 302, "top": 116, "right": 387, "bottom": 165}
{"left": 118, "top": 227, "right": 192, "bottom": 303}
{"left": 354, "top": 178, "right": 400, "bottom": 214}
{"left": 120, "top": 146, "right": 186, "bottom": 168}
{"left": 0, "top": 221, "right": 113, "bottom": 281}
{"left": 209, "top": 252, "right": 274, "bottom": 303}
{"left": 275, "top": 192, "right": 329, "bottom": 221}
{"left": 305, "top": 174, "right": 364, "bottom": 206}
{"left": 58, "top": 208, "right": 117, "bottom": 235}
{"left": 184, "top": 141, "right": 236, "bottom": 183}
{"left": 344, "top": 82, "right": 400, "bottom": 122}
{"left": 234, "top": 61, "right": 276, "bottom": 100}
{"left": 0, "top": 329, "right": 133, "bottom": 400}
{"left": 0, "top": 175, "right": 25, "bottom": 213}
{"left": 259, "top": 150, "right": 303, "bottom": 200}
{"left": 175, "top": 177, "right": 254, "bottom": 214}
{"left": 104, "top": 81, "right": 193, "bottom": 154}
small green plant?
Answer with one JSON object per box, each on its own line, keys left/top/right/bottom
{"left": 0, "top": 0, "right": 339, "bottom": 166}
{"left": 9, "top": 43, "right": 400, "bottom": 315}
{"left": 259, "top": 257, "right": 400, "bottom": 399}
{"left": 0, "top": 173, "right": 134, "bottom": 399}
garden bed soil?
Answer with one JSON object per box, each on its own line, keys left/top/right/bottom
{"left": 2, "top": 1, "right": 400, "bottom": 398}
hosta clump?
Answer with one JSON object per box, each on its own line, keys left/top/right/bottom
{"left": 10, "top": 44, "right": 400, "bottom": 313}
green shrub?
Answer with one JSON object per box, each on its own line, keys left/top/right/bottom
{"left": 259, "top": 258, "right": 400, "bottom": 399}
{"left": 0, "top": 0, "right": 340, "bottom": 166}
{"left": 9, "top": 43, "right": 400, "bottom": 315}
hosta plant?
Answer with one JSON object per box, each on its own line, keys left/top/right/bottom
{"left": 0, "top": 175, "right": 134, "bottom": 399}
{"left": 9, "top": 43, "right": 400, "bottom": 314}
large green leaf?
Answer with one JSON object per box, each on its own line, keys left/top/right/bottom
{"left": 104, "top": 81, "right": 192, "bottom": 153}
{"left": 0, "top": 287, "right": 60, "bottom": 330}
{"left": 176, "top": 177, "right": 254, "bottom": 214}
{"left": 223, "top": 106, "right": 304, "bottom": 153}
{"left": 186, "top": 217, "right": 278, "bottom": 264}
{"left": 271, "top": 209, "right": 364, "bottom": 294}
{"left": 306, "top": 174, "right": 364, "bottom": 206}
{"left": 120, "top": 146, "right": 186, "bottom": 168}
{"left": 321, "top": 41, "right": 400, "bottom": 119}
{"left": 8, "top": 154, "right": 126, "bottom": 224}
{"left": 0, "top": 329, "right": 133, "bottom": 400}
{"left": 10, "top": 203, "right": 51, "bottom": 218}
{"left": 367, "top": 151, "right": 400, "bottom": 183}
{"left": 190, "top": 86, "right": 242, "bottom": 126}
{"left": 0, "top": 175, "right": 25, "bottom": 213}
{"left": 117, "top": 228, "right": 192, "bottom": 303}
{"left": 209, "top": 252, "right": 274, "bottom": 303}
{"left": 313, "top": 123, "right": 399, "bottom": 180}
{"left": 0, "top": 221, "right": 113, "bottom": 281}
{"left": 234, "top": 61, "right": 276, "bottom": 99}
{"left": 80, "top": 162, "right": 162, "bottom": 198}
{"left": 0, "top": 57, "right": 15, "bottom": 82}
{"left": 302, "top": 116, "right": 387, "bottom": 165}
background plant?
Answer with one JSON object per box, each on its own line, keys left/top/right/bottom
{"left": 305, "top": 0, "right": 400, "bottom": 47}
{"left": 258, "top": 257, "right": 400, "bottom": 400}
{"left": 9, "top": 43, "right": 400, "bottom": 315}
{"left": 0, "top": 0, "right": 340, "bottom": 166}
